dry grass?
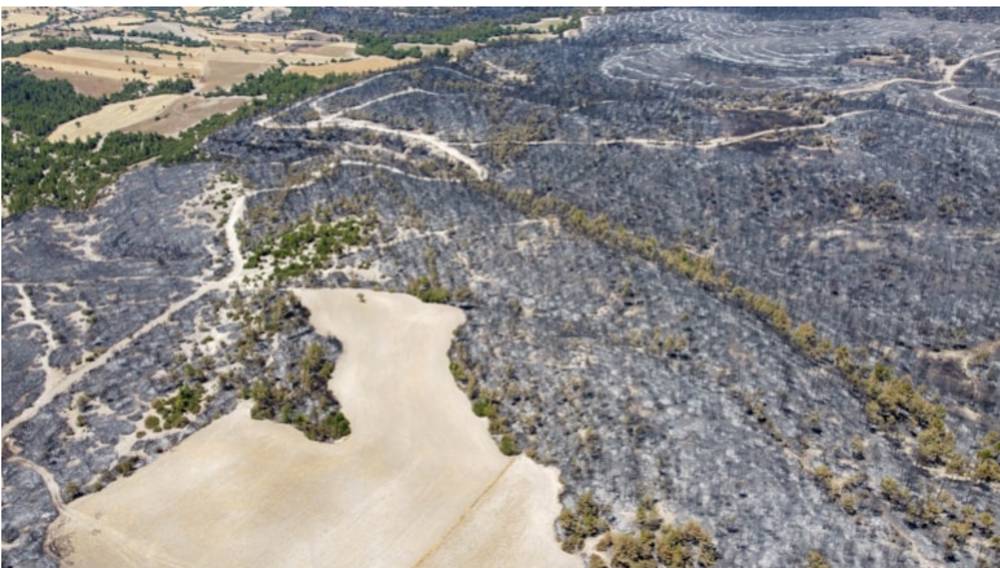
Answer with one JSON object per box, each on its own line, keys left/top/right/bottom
{"left": 295, "top": 41, "right": 359, "bottom": 59}
{"left": 13, "top": 43, "right": 335, "bottom": 94}
{"left": 14, "top": 47, "right": 202, "bottom": 85}
{"left": 239, "top": 7, "right": 290, "bottom": 23}
{"left": 511, "top": 16, "right": 571, "bottom": 32}
{"left": 50, "top": 289, "right": 576, "bottom": 568}
{"left": 31, "top": 68, "right": 126, "bottom": 97}
{"left": 11, "top": 9, "right": 568, "bottom": 102}
{"left": 47, "top": 94, "right": 247, "bottom": 142}
{"left": 395, "top": 39, "right": 477, "bottom": 58}
{"left": 0, "top": 28, "right": 47, "bottom": 43}
{"left": 198, "top": 58, "right": 271, "bottom": 91}
{"left": 285, "top": 28, "right": 342, "bottom": 42}
{"left": 66, "top": 13, "right": 150, "bottom": 31}
{"left": 2, "top": 7, "right": 54, "bottom": 31}
{"left": 122, "top": 95, "right": 247, "bottom": 137}
{"left": 285, "top": 55, "right": 414, "bottom": 77}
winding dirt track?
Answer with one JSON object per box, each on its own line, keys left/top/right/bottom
{"left": 2, "top": 184, "right": 248, "bottom": 440}
{"left": 49, "top": 289, "right": 577, "bottom": 568}
{"left": 838, "top": 48, "right": 1000, "bottom": 119}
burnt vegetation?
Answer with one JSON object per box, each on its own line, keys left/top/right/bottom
{"left": 3, "top": 7, "right": 1000, "bottom": 568}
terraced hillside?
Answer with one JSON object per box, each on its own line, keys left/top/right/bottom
{"left": 3, "top": 7, "right": 999, "bottom": 568}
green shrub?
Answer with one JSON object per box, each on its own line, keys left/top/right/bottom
{"left": 805, "top": 550, "right": 831, "bottom": 568}
{"left": 407, "top": 275, "right": 452, "bottom": 303}
{"left": 656, "top": 521, "right": 718, "bottom": 567}
{"left": 499, "top": 434, "right": 519, "bottom": 456}
{"left": 559, "top": 491, "right": 609, "bottom": 553}
{"left": 144, "top": 415, "right": 162, "bottom": 432}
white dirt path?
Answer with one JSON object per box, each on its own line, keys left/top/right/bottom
{"left": 837, "top": 48, "right": 1000, "bottom": 120}
{"left": 3, "top": 183, "right": 251, "bottom": 441}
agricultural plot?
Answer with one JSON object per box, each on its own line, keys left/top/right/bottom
{"left": 47, "top": 94, "right": 249, "bottom": 142}
{"left": 283, "top": 55, "right": 414, "bottom": 78}
{"left": 12, "top": 47, "right": 202, "bottom": 88}
{"left": 1, "top": 7, "right": 57, "bottom": 31}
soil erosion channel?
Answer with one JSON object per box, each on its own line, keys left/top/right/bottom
{"left": 50, "top": 288, "right": 577, "bottom": 568}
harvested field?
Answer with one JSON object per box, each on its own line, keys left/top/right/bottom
{"left": 129, "top": 20, "right": 211, "bottom": 41}
{"left": 295, "top": 41, "right": 359, "bottom": 59}
{"left": 395, "top": 39, "right": 477, "bottom": 58}
{"left": 122, "top": 95, "right": 247, "bottom": 137}
{"left": 47, "top": 94, "right": 247, "bottom": 142}
{"left": 30, "top": 67, "right": 126, "bottom": 97}
{"left": 203, "top": 30, "right": 297, "bottom": 52}
{"left": 13, "top": 45, "right": 333, "bottom": 94}
{"left": 13, "top": 47, "right": 201, "bottom": 85}
{"left": 285, "top": 56, "right": 414, "bottom": 77}
{"left": 0, "top": 28, "right": 46, "bottom": 43}
{"left": 199, "top": 56, "right": 274, "bottom": 91}
{"left": 285, "top": 28, "right": 342, "bottom": 42}
{"left": 49, "top": 289, "right": 575, "bottom": 568}
{"left": 1, "top": 7, "right": 52, "bottom": 31}
{"left": 512, "top": 16, "right": 571, "bottom": 32}
{"left": 240, "top": 7, "right": 290, "bottom": 23}
{"left": 66, "top": 13, "right": 149, "bottom": 31}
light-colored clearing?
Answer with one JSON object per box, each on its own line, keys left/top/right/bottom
{"left": 121, "top": 95, "right": 247, "bottom": 137}
{"left": 394, "top": 39, "right": 477, "bottom": 58}
{"left": 285, "top": 55, "right": 414, "bottom": 77}
{"left": 30, "top": 67, "right": 126, "bottom": 97}
{"left": 199, "top": 57, "right": 272, "bottom": 91}
{"left": 295, "top": 41, "right": 359, "bottom": 59}
{"left": 47, "top": 94, "right": 247, "bottom": 142}
{"left": 511, "top": 16, "right": 571, "bottom": 32}
{"left": 67, "top": 13, "right": 149, "bottom": 31}
{"left": 48, "top": 94, "right": 182, "bottom": 142}
{"left": 285, "top": 28, "right": 342, "bottom": 42}
{"left": 14, "top": 47, "right": 200, "bottom": 85}
{"left": 240, "top": 6, "right": 290, "bottom": 23}
{"left": 51, "top": 289, "right": 577, "bottom": 568}
{"left": 2, "top": 7, "right": 51, "bottom": 30}
{"left": 919, "top": 338, "right": 1000, "bottom": 376}
{"left": 13, "top": 44, "right": 333, "bottom": 94}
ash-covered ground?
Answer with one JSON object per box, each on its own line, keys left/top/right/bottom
{"left": 3, "top": 8, "right": 999, "bottom": 568}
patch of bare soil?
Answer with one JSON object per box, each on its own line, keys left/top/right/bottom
{"left": 49, "top": 289, "right": 577, "bottom": 568}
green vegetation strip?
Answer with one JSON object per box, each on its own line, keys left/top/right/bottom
{"left": 459, "top": 174, "right": 998, "bottom": 483}
{"left": 1, "top": 36, "right": 183, "bottom": 59}
{"left": 2, "top": 62, "right": 365, "bottom": 215}
{"left": 244, "top": 215, "right": 375, "bottom": 282}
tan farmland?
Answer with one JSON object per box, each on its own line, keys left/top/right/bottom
{"left": 240, "top": 6, "right": 291, "bottom": 23}
{"left": 31, "top": 68, "right": 126, "bottom": 97}
{"left": 513, "top": 16, "right": 570, "bottom": 32}
{"left": 47, "top": 94, "right": 248, "bottom": 142}
{"left": 395, "top": 38, "right": 477, "bottom": 58}
{"left": 14, "top": 47, "right": 202, "bottom": 85}
{"left": 285, "top": 55, "right": 414, "bottom": 77}
{"left": 295, "top": 41, "right": 359, "bottom": 59}
{"left": 66, "top": 13, "right": 149, "bottom": 31}
{"left": 11, "top": 44, "right": 335, "bottom": 94}
{"left": 9, "top": 10, "right": 570, "bottom": 101}
{"left": 2, "top": 7, "right": 53, "bottom": 31}
{"left": 50, "top": 289, "right": 578, "bottom": 568}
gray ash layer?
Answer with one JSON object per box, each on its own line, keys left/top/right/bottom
{"left": 4, "top": 7, "right": 1000, "bottom": 568}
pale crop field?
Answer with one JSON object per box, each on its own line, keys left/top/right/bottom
{"left": 394, "top": 38, "right": 477, "bottom": 57}
{"left": 284, "top": 55, "right": 413, "bottom": 77}
{"left": 65, "top": 13, "right": 150, "bottom": 31}
{"left": 14, "top": 47, "right": 202, "bottom": 86}
{"left": 1, "top": 7, "right": 53, "bottom": 31}
{"left": 31, "top": 68, "right": 127, "bottom": 97}
{"left": 49, "top": 290, "right": 577, "bottom": 568}
{"left": 47, "top": 94, "right": 247, "bottom": 142}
